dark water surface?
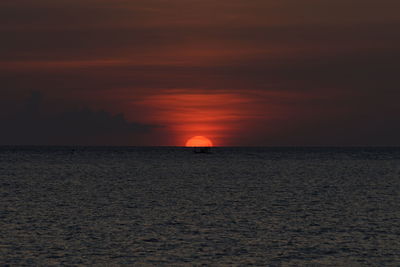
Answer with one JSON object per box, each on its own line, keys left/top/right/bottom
{"left": 1, "top": 147, "right": 400, "bottom": 265}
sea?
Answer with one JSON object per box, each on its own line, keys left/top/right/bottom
{"left": 1, "top": 147, "right": 400, "bottom": 266}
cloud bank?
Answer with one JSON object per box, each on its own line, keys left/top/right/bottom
{"left": 0, "top": 92, "right": 159, "bottom": 145}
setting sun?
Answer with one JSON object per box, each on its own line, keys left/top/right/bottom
{"left": 185, "top": 136, "right": 213, "bottom": 147}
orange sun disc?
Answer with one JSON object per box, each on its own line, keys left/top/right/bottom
{"left": 185, "top": 136, "right": 213, "bottom": 147}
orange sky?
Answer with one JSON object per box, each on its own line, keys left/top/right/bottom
{"left": 0, "top": 0, "right": 399, "bottom": 146}
{"left": 133, "top": 90, "right": 260, "bottom": 146}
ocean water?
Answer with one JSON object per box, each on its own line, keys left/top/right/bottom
{"left": 1, "top": 147, "right": 400, "bottom": 266}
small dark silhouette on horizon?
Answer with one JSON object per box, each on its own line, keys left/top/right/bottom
{"left": 193, "top": 147, "right": 211, "bottom": 153}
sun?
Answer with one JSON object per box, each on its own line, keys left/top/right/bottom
{"left": 185, "top": 136, "right": 213, "bottom": 147}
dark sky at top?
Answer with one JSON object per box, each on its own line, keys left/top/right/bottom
{"left": 1, "top": 0, "right": 399, "bottom": 146}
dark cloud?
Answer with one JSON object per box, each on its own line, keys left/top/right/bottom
{"left": 0, "top": 92, "right": 160, "bottom": 145}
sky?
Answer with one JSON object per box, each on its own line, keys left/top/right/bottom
{"left": 1, "top": 0, "right": 399, "bottom": 146}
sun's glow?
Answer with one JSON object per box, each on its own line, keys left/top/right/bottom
{"left": 133, "top": 89, "right": 273, "bottom": 146}
{"left": 185, "top": 136, "right": 213, "bottom": 147}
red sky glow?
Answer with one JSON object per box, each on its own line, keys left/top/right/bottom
{"left": 0, "top": 0, "right": 399, "bottom": 146}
